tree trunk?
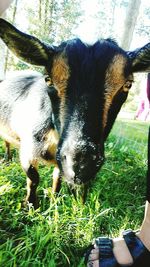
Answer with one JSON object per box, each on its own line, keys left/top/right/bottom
{"left": 39, "top": 0, "right": 42, "bottom": 21}
{"left": 44, "top": 0, "right": 55, "bottom": 37}
{"left": 110, "top": 0, "right": 117, "bottom": 34}
{"left": 0, "top": 0, "right": 14, "bottom": 80}
{"left": 0, "top": 0, "right": 13, "bottom": 15}
{"left": 4, "top": 0, "right": 18, "bottom": 73}
{"left": 121, "top": 0, "right": 141, "bottom": 50}
{"left": 49, "top": 0, "right": 55, "bottom": 33}
{"left": 44, "top": 0, "right": 49, "bottom": 33}
{"left": 0, "top": 37, "right": 6, "bottom": 80}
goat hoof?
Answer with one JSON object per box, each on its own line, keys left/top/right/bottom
{"left": 23, "top": 197, "right": 39, "bottom": 210}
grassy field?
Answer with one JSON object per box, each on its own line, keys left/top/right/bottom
{"left": 0, "top": 118, "right": 149, "bottom": 267}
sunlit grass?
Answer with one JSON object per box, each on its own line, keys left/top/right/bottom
{"left": 0, "top": 119, "right": 149, "bottom": 266}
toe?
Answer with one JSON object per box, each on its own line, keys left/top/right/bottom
{"left": 87, "top": 259, "right": 99, "bottom": 267}
{"left": 88, "top": 248, "right": 99, "bottom": 261}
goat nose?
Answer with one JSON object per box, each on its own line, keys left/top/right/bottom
{"left": 60, "top": 152, "right": 75, "bottom": 178}
{"left": 67, "top": 168, "right": 75, "bottom": 179}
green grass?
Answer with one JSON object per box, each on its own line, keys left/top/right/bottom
{"left": 0, "top": 118, "right": 149, "bottom": 266}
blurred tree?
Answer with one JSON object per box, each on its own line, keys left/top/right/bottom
{"left": 96, "top": 0, "right": 118, "bottom": 39}
{"left": 0, "top": 0, "right": 14, "bottom": 79}
{"left": 135, "top": 3, "right": 150, "bottom": 38}
{"left": 5, "top": 0, "right": 82, "bottom": 72}
{"left": 0, "top": 0, "right": 14, "bottom": 15}
{"left": 121, "top": 0, "right": 141, "bottom": 50}
{"left": 95, "top": 0, "right": 130, "bottom": 42}
{"left": 4, "top": 0, "right": 18, "bottom": 72}
{"left": 39, "top": 0, "right": 42, "bottom": 21}
{"left": 55, "top": 0, "right": 83, "bottom": 43}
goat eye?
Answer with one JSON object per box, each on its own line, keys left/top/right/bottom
{"left": 126, "top": 81, "right": 132, "bottom": 88}
{"left": 45, "top": 76, "right": 58, "bottom": 97}
{"left": 45, "top": 75, "right": 52, "bottom": 86}
{"left": 123, "top": 80, "right": 132, "bottom": 92}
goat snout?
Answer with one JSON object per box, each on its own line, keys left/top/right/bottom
{"left": 57, "top": 144, "right": 104, "bottom": 185}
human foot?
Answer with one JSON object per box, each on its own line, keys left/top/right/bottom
{"left": 87, "top": 232, "right": 133, "bottom": 267}
{"left": 86, "top": 230, "right": 150, "bottom": 267}
{"left": 86, "top": 202, "right": 150, "bottom": 266}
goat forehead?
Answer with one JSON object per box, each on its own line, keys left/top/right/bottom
{"left": 50, "top": 40, "right": 130, "bottom": 134}
{"left": 51, "top": 40, "right": 129, "bottom": 87}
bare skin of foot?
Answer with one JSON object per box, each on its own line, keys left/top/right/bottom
{"left": 87, "top": 202, "right": 150, "bottom": 267}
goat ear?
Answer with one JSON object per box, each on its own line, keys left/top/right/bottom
{"left": 0, "top": 19, "right": 55, "bottom": 66}
{"left": 128, "top": 43, "right": 150, "bottom": 72}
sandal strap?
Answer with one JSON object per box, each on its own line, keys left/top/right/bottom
{"left": 95, "top": 237, "right": 113, "bottom": 258}
{"left": 95, "top": 237, "right": 121, "bottom": 267}
{"left": 122, "top": 229, "right": 147, "bottom": 261}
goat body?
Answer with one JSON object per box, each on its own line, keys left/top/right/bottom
{"left": 0, "top": 19, "right": 150, "bottom": 208}
{"left": 0, "top": 71, "right": 60, "bottom": 207}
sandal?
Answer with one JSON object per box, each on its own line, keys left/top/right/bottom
{"left": 85, "top": 229, "right": 150, "bottom": 267}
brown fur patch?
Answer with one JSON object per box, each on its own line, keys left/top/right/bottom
{"left": 103, "top": 55, "right": 129, "bottom": 128}
{"left": 0, "top": 121, "right": 20, "bottom": 147}
{"left": 51, "top": 52, "right": 70, "bottom": 131}
{"left": 51, "top": 53, "right": 70, "bottom": 97}
{"left": 42, "top": 129, "right": 59, "bottom": 165}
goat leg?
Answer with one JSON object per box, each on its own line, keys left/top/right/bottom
{"left": 52, "top": 166, "right": 61, "bottom": 194}
{"left": 5, "top": 141, "right": 12, "bottom": 161}
{"left": 25, "top": 165, "right": 40, "bottom": 209}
